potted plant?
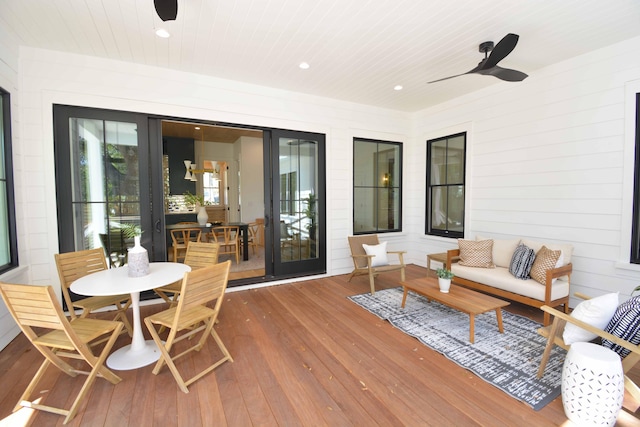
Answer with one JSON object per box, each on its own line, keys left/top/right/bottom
{"left": 183, "top": 191, "right": 204, "bottom": 210}
{"left": 436, "top": 267, "right": 454, "bottom": 293}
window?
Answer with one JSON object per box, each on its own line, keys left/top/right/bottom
{"left": 426, "top": 132, "right": 466, "bottom": 238}
{"left": 631, "top": 93, "right": 640, "bottom": 264}
{"left": 0, "top": 87, "right": 17, "bottom": 273}
{"left": 353, "top": 138, "right": 402, "bottom": 234}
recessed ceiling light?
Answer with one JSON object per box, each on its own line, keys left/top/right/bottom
{"left": 155, "top": 28, "right": 170, "bottom": 38}
{"left": 299, "top": 62, "right": 310, "bottom": 70}
{"left": 394, "top": 85, "right": 403, "bottom": 91}
{"left": 194, "top": 126, "right": 200, "bottom": 130}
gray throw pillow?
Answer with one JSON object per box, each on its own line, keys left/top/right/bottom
{"left": 509, "top": 244, "right": 535, "bottom": 280}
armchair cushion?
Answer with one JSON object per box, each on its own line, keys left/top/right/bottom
{"left": 362, "top": 242, "right": 389, "bottom": 267}
{"left": 603, "top": 296, "right": 640, "bottom": 358}
{"left": 563, "top": 292, "right": 619, "bottom": 345}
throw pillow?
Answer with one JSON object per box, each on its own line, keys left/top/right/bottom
{"left": 529, "top": 246, "right": 561, "bottom": 284}
{"left": 509, "top": 244, "right": 536, "bottom": 279}
{"left": 457, "top": 239, "right": 495, "bottom": 268}
{"left": 562, "top": 292, "right": 619, "bottom": 345}
{"left": 602, "top": 296, "right": 640, "bottom": 358}
{"left": 362, "top": 242, "right": 389, "bottom": 267}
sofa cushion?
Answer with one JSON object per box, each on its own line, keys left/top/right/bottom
{"left": 529, "top": 246, "right": 561, "bottom": 285}
{"left": 521, "top": 239, "right": 573, "bottom": 266}
{"left": 476, "top": 236, "right": 521, "bottom": 268}
{"left": 602, "top": 296, "right": 640, "bottom": 358}
{"left": 362, "top": 242, "right": 388, "bottom": 267}
{"left": 458, "top": 239, "right": 495, "bottom": 268}
{"left": 450, "top": 264, "right": 570, "bottom": 302}
{"left": 562, "top": 292, "right": 619, "bottom": 345}
{"left": 509, "top": 244, "right": 536, "bottom": 279}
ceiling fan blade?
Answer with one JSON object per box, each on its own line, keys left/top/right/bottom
{"left": 427, "top": 64, "right": 482, "bottom": 84}
{"left": 154, "top": 0, "right": 178, "bottom": 21}
{"left": 480, "top": 66, "right": 528, "bottom": 82}
{"left": 481, "top": 33, "right": 519, "bottom": 70}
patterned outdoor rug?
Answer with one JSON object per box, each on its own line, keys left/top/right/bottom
{"left": 348, "top": 287, "right": 566, "bottom": 411}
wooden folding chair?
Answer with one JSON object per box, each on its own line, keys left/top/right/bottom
{"left": 55, "top": 248, "right": 132, "bottom": 337}
{"left": 144, "top": 261, "right": 233, "bottom": 393}
{"left": 0, "top": 282, "right": 123, "bottom": 424}
{"left": 347, "top": 234, "right": 406, "bottom": 295}
{"left": 154, "top": 241, "right": 220, "bottom": 307}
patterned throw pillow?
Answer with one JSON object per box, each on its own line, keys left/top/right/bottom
{"left": 457, "top": 239, "right": 495, "bottom": 268}
{"left": 602, "top": 296, "right": 640, "bottom": 358}
{"left": 509, "top": 244, "right": 536, "bottom": 279}
{"left": 529, "top": 246, "right": 561, "bottom": 284}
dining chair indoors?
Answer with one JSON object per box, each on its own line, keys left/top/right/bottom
{"left": 55, "top": 248, "right": 132, "bottom": 337}
{"left": 0, "top": 282, "right": 124, "bottom": 424}
{"left": 154, "top": 241, "right": 220, "bottom": 307}
{"left": 170, "top": 228, "right": 202, "bottom": 262}
{"left": 211, "top": 225, "right": 240, "bottom": 264}
{"left": 144, "top": 261, "right": 233, "bottom": 393}
{"left": 247, "top": 222, "right": 260, "bottom": 255}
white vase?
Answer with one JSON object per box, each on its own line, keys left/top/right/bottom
{"left": 128, "top": 235, "right": 149, "bottom": 277}
{"left": 197, "top": 206, "right": 209, "bottom": 226}
{"left": 438, "top": 277, "right": 451, "bottom": 293}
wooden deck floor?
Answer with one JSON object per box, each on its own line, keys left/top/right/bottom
{"left": 1, "top": 264, "right": 640, "bottom": 426}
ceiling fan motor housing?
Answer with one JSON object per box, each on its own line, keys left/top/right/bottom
{"left": 479, "top": 41, "right": 494, "bottom": 54}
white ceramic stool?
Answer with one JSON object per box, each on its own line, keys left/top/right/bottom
{"left": 561, "top": 342, "right": 624, "bottom": 427}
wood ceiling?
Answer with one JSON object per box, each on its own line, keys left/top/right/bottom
{"left": 3, "top": 1, "right": 640, "bottom": 112}
{"left": 162, "top": 121, "right": 262, "bottom": 144}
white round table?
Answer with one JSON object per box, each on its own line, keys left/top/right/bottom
{"left": 71, "top": 262, "right": 191, "bottom": 370}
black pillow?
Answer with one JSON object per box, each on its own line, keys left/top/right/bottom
{"left": 602, "top": 295, "right": 640, "bottom": 358}
{"left": 509, "top": 244, "right": 536, "bottom": 280}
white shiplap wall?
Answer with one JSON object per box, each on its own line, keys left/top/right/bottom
{"left": 15, "top": 47, "right": 411, "bottom": 297}
{"left": 0, "top": 18, "right": 29, "bottom": 350}
{"left": 409, "top": 36, "right": 640, "bottom": 306}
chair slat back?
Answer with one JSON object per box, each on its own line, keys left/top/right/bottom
{"left": 184, "top": 242, "right": 220, "bottom": 269}
{"left": 176, "top": 261, "right": 231, "bottom": 313}
{"left": 0, "top": 283, "right": 66, "bottom": 331}
{"left": 55, "top": 248, "right": 108, "bottom": 315}
{"left": 348, "top": 235, "right": 380, "bottom": 268}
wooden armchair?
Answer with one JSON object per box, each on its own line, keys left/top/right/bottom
{"left": 347, "top": 235, "right": 406, "bottom": 295}
{"left": 537, "top": 294, "right": 640, "bottom": 403}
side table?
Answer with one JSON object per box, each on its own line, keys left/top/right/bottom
{"left": 426, "top": 252, "right": 448, "bottom": 277}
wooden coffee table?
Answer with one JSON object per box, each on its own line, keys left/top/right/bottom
{"left": 400, "top": 277, "right": 510, "bottom": 343}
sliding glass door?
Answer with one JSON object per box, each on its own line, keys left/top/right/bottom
{"left": 267, "top": 129, "right": 325, "bottom": 277}
{"left": 54, "top": 106, "right": 153, "bottom": 267}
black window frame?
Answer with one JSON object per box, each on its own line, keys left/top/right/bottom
{"left": 631, "top": 93, "right": 640, "bottom": 264}
{"left": 352, "top": 137, "right": 403, "bottom": 235}
{"left": 0, "top": 87, "right": 17, "bottom": 274}
{"left": 425, "top": 132, "right": 466, "bottom": 238}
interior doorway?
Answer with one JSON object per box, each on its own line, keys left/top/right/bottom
{"left": 160, "top": 120, "right": 266, "bottom": 280}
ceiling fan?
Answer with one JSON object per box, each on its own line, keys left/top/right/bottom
{"left": 154, "top": 0, "right": 178, "bottom": 21}
{"left": 428, "top": 33, "right": 528, "bottom": 84}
